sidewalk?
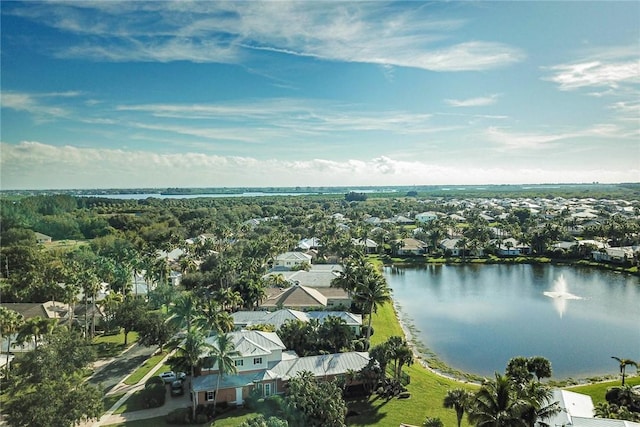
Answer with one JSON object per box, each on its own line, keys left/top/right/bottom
{"left": 82, "top": 347, "right": 191, "bottom": 426}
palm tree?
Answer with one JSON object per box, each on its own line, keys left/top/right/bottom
{"left": 16, "top": 316, "right": 56, "bottom": 350}
{"left": 0, "top": 307, "right": 24, "bottom": 378}
{"left": 319, "top": 315, "right": 354, "bottom": 353}
{"left": 443, "top": 388, "right": 473, "bottom": 427}
{"left": 209, "top": 333, "right": 239, "bottom": 415}
{"left": 168, "top": 291, "right": 198, "bottom": 330}
{"left": 519, "top": 381, "right": 560, "bottom": 427}
{"left": 611, "top": 356, "right": 638, "bottom": 386}
{"left": 353, "top": 266, "right": 391, "bottom": 342}
{"left": 177, "top": 327, "right": 210, "bottom": 419}
{"left": 467, "top": 373, "right": 527, "bottom": 427}
{"left": 194, "top": 299, "right": 233, "bottom": 335}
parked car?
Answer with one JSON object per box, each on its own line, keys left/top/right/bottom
{"left": 170, "top": 380, "right": 184, "bottom": 396}
{"left": 159, "top": 371, "right": 177, "bottom": 383}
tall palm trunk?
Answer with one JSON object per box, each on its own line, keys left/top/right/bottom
{"left": 366, "top": 301, "right": 374, "bottom": 341}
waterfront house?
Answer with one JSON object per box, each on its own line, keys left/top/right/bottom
{"left": 191, "top": 330, "right": 369, "bottom": 407}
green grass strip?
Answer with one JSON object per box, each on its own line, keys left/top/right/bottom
{"left": 124, "top": 352, "right": 167, "bottom": 385}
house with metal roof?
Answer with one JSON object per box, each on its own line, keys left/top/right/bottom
{"left": 190, "top": 330, "right": 369, "bottom": 408}
{"left": 231, "top": 309, "right": 362, "bottom": 334}
{"left": 542, "top": 389, "right": 640, "bottom": 427}
{"left": 272, "top": 252, "right": 313, "bottom": 270}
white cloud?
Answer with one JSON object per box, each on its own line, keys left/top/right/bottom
{"left": 445, "top": 94, "right": 500, "bottom": 107}
{"left": 2, "top": 141, "right": 637, "bottom": 190}
{"left": 485, "top": 124, "right": 632, "bottom": 150}
{"left": 1, "top": 92, "right": 70, "bottom": 119}
{"left": 10, "top": 1, "right": 524, "bottom": 71}
{"left": 546, "top": 60, "right": 640, "bottom": 91}
{"left": 544, "top": 45, "right": 640, "bottom": 92}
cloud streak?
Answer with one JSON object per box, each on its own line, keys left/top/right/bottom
{"left": 7, "top": 1, "right": 524, "bottom": 71}
{"left": 445, "top": 94, "right": 500, "bottom": 107}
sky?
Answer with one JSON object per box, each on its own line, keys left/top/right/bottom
{"left": 1, "top": 1, "right": 639, "bottom": 190}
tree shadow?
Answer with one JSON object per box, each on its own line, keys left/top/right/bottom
{"left": 345, "top": 395, "right": 387, "bottom": 425}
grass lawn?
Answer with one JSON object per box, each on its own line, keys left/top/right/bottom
{"left": 347, "top": 302, "right": 477, "bottom": 427}
{"left": 103, "top": 394, "right": 124, "bottom": 413}
{"left": 112, "top": 390, "right": 147, "bottom": 414}
{"left": 103, "top": 407, "right": 260, "bottom": 427}
{"left": 567, "top": 376, "right": 640, "bottom": 405}
{"left": 124, "top": 351, "right": 167, "bottom": 385}
{"left": 93, "top": 331, "right": 139, "bottom": 358}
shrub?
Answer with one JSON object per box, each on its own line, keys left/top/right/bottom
{"left": 142, "top": 382, "right": 166, "bottom": 408}
{"left": 145, "top": 376, "right": 164, "bottom": 387}
{"left": 165, "top": 407, "right": 190, "bottom": 424}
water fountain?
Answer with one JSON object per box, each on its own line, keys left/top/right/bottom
{"left": 544, "top": 274, "right": 582, "bottom": 318}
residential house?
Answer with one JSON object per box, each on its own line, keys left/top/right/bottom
{"left": 0, "top": 301, "right": 70, "bottom": 352}
{"left": 396, "top": 238, "right": 427, "bottom": 256}
{"left": 543, "top": 389, "right": 640, "bottom": 427}
{"left": 272, "top": 252, "right": 313, "bottom": 270}
{"left": 263, "top": 264, "right": 343, "bottom": 289}
{"left": 391, "top": 215, "right": 414, "bottom": 225}
{"left": 34, "top": 232, "right": 52, "bottom": 244}
{"left": 592, "top": 247, "right": 635, "bottom": 263}
{"left": 295, "top": 237, "right": 322, "bottom": 251}
{"left": 415, "top": 212, "right": 438, "bottom": 224}
{"left": 191, "top": 330, "right": 370, "bottom": 407}
{"left": 232, "top": 309, "right": 362, "bottom": 335}
{"left": 440, "top": 238, "right": 462, "bottom": 256}
{"left": 494, "top": 238, "right": 531, "bottom": 256}
{"left": 351, "top": 238, "right": 379, "bottom": 254}
{"left": 259, "top": 284, "right": 351, "bottom": 311}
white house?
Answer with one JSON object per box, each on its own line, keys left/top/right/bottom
{"left": 191, "top": 330, "right": 370, "bottom": 407}
{"left": 232, "top": 309, "right": 362, "bottom": 335}
{"left": 415, "top": 212, "right": 439, "bottom": 223}
{"left": 272, "top": 252, "right": 313, "bottom": 270}
{"left": 542, "top": 389, "right": 640, "bottom": 427}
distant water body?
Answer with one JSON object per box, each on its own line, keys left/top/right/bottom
{"left": 82, "top": 192, "right": 328, "bottom": 200}
{"left": 385, "top": 264, "right": 640, "bottom": 380}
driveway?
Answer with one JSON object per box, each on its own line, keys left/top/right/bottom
{"left": 97, "top": 379, "right": 192, "bottom": 426}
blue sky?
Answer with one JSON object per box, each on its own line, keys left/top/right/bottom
{"left": 1, "top": 1, "right": 638, "bottom": 190}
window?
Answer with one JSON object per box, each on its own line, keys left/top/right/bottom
{"left": 253, "top": 357, "right": 263, "bottom": 365}
{"left": 205, "top": 391, "right": 215, "bottom": 402}
{"left": 235, "top": 359, "right": 243, "bottom": 367}
{"left": 263, "top": 383, "right": 272, "bottom": 396}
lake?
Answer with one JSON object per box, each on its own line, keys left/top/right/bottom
{"left": 384, "top": 264, "right": 640, "bottom": 380}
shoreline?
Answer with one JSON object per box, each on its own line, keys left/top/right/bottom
{"left": 390, "top": 299, "right": 624, "bottom": 388}
{"left": 392, "top": 300, "right": 481, "bottom": 385}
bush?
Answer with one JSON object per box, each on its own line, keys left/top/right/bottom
{"left": 142, "top": 382, "right": 166, "bottom": 408}
{"left": 360, "top": 326, "right": 374, "bottom": 339}
{"left": 145, "top": 376, "right": 164, "bottom": 387}
{"left": 165, "top": 407, "right": 190, "bottom": 424}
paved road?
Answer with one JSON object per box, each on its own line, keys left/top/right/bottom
{"left": 89, "top": 344, "right": 157, "bottom": 394}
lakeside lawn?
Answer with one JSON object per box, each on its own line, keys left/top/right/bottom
{"left": 346, "top": 302, "right": 476, "bottom": 427}
{"left": 567, "top": 376, "right": 640, "bottom": 405}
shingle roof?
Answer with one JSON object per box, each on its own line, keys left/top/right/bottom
{"left": 261, "top": 285, "right": 328, "bottom": 308}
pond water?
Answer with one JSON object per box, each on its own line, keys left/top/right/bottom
{"left": 384, "top": 264, "right": 640, "bottom": 380}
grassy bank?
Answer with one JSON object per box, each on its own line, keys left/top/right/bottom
{"left": 567, "top": 376, "right": 640, "bottom": 405}
{"left": 347, "top": 302, "right": 477, "bottom": 426}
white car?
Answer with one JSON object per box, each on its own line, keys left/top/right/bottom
{"left": 159, "top": 371, "right": 177, "bottom": 383}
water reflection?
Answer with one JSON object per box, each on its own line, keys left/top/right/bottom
{"left": 543, "top": 274, "right": 582, "bottom": 318}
